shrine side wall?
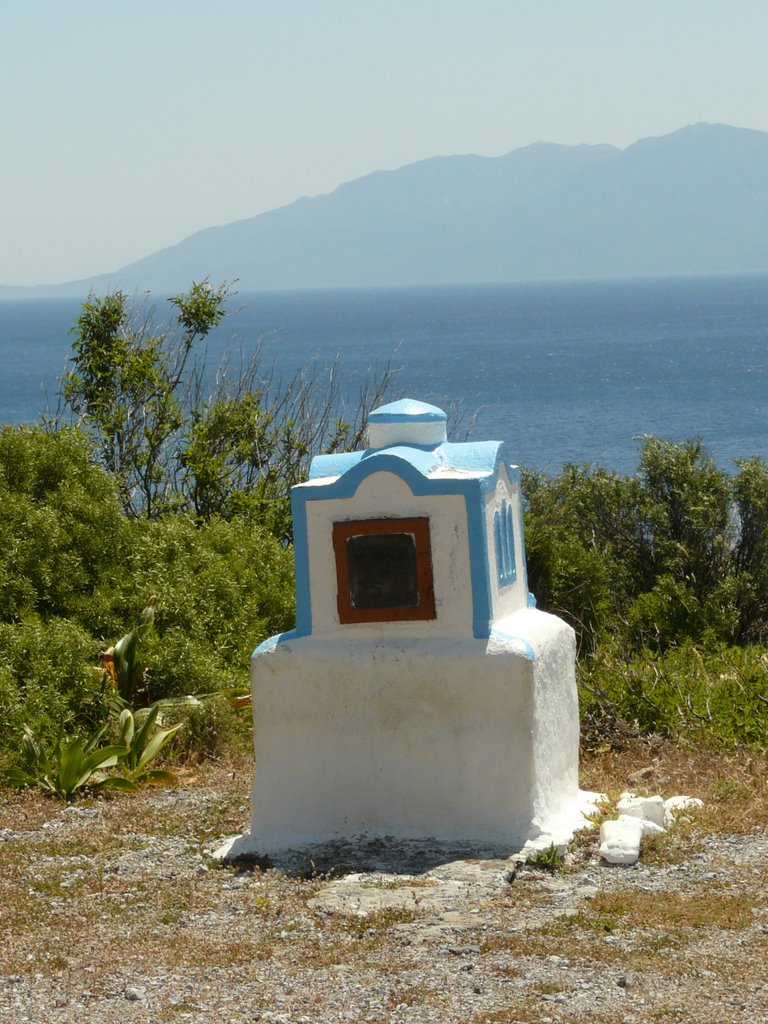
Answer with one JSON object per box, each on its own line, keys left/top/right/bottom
{"left": 483, "top": 464, "right": 530, "bottom": 619}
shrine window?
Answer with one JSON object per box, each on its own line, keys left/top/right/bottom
{"left": 333, "top": 517, "right": 436, "bottom": 623}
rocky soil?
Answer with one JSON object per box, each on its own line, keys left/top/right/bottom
{"left": 1, "top": 759, "right": 767, "bottom": 1024}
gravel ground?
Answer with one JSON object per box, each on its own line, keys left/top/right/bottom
{"left": 1, "top": 768, "right": 767, "bottom": 1024}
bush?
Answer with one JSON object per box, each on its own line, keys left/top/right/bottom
{"left": 117, "top": 514, "right": 294, "bottom": 702}
{"left": 0, "top": 427, "right": 294, "bottom": 763}
{"left": 523, "top": 464, "right": 654, "bottom": 651}
{"left": 163, "top": 695, "right": 252, "bottom": 764}
{"left": 523, "top": 438, "right": 768, "bottom": 750}
{"left": 579, "top": 641, "right": 768, "bottom": 749}
{"left": 0, "top": 616, "right": 106, "bottom": 762}
{"left": 60, "top": 283, "right": 395, "bottom": 535}
{"left": 0, "top": 513, "right": 293, "bottom": 760}
{"left": 0, "top": 425, "right": 124, "bottom": 623}
{"left": 523, "top": 438, "right": 768, "bottom": 652}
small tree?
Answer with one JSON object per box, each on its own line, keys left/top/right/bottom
{"left": 61, "top": 281, "right": 227, "bottom": 518}
{"left": 60, "top": 282, "right": 396, "bottom": 534}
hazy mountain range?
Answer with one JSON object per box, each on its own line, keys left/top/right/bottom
{"left": 5, "top": 122, "right": 768, "bottom": 297}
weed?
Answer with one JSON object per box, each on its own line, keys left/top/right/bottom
{"left": 362, "top": 876, "right": 436, "bottom": 890}
{"left": 339, "top": 905, "right": 418, "bottom": 937}
{"left": 579, "top": 793, "right": 619, "bottom": 828}
{"left": 708, "top": 777, "right": 756, "bottom": 802}
{"left": 387, "top": 983, "right": 440, "bottom": 1009}
{"left": 532, "top": 980, "right": 564, "bottom": 996}
{"left": 102, "top": 598, "right": 156, "bottom": 704}
{"left": 3, "top": 724, "right": 129, "bottom": 801}
{"left": 525, "top": 843, "right": 564, "bottom": 872}
{"left": 492, "top": 964, "right": 523, "bottom": 980}
{"left": 583, "top": 889, "right": 755, "bottom": 931}
{"left": 113, "top": 704, "right": 181, "bottom": 787}
{"left": 165, "top": 934, "right": 276, "bottom": 968}
{"left": 640, "top": 824, "right": 704, "bottom": 866}
{"left": 463, "top": 1005, "right": 543, "bottom": 1024}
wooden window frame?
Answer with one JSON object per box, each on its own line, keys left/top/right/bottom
{"left": 332, "top": 517, "right": 436, "bottom": 624}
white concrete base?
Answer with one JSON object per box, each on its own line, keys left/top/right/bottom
{"left": 243, "top": 608, "right": 584, "bottom": 863}
{"left": 213, "top": 831, "right": 524, "bottom": 874}
{"left": 519, "top": 789, "right": 603, "bottom": 859}
{"left": 213, "top": 792, "right": 603, "bottom": 871}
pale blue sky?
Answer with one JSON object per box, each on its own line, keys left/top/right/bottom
{"left": 2, "top": 0, "right": 767, "bottom": 285}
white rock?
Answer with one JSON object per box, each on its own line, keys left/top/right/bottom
{"left": 663, "top": 795, "right": 704, "bottom": 828}
{"left": 638, "top": 818, "right": 665, "bottom": 838}
{"left": 599, "top": 816, "right": 645, "bottom": 865}
{"left": 616, "top": 794, "right": 665, "bottom": 827}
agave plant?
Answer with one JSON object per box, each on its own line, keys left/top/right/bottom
{"left": 3, "top": 724, "right": 130, "bottom": 802}
{"left": 114, "top": 706, "right": 181, "bottom": 787}
{"left": 102, "top": 597, "right": 157, "bottom": 704}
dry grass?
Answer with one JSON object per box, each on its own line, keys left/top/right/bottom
{"left": 462, "top": 1008, "right": 623, "bottom": 1024}
{"left": 0, "top": 758, "right": 263, "bottom": 977}
{"left": 572, "top": 888, "right": 755, "bottom": 931}
{"left": 386, "top": 983, "right": 443, "bottom": 1009}
{"left": 579, "top": 738, "right": 768, "bottom": 831}
{"left": 337, "top": 905, "right": 420, "bottom": 936}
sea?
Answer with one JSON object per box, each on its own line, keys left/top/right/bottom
{"left": 1, "top": 272, "right": 767, "bottom": 477}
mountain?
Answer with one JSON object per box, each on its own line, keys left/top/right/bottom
{"left": 5, "top": 123, "right": 768, "bottom": 296}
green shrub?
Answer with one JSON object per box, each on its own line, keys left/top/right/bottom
{"left": 523, "top": 439, "right": 768, "bottom": 652}
{"left": 114, "top": 706, "right": 181, "bottom": 786}
{"left": 0, "top": 427, "right": 293, "bottom": 763}
{"left": 0, "top": 425, "right": 124, "bottom": 623}
{"left": 0, "top": 616, "right": 105, "bottom": 762}
{"left": 522, "top": 464, "right": 650, "bottom": 652}
{"left": 578, "top": 641, "right": 768, "bottom": 748}
{"left": 163, "top": 695, "right": 252, "bottom": 763}
{"left": 638, "top": 437, "right": 733, "bottom": 598}
{"left": 116, "top": 514, "right": 294, "bottom": 702}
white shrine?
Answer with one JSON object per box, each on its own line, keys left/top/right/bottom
{"left": 227, "top": 399, "right": 587, "bottom": 863}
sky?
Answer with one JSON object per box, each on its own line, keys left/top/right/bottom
{"left": 3, "top": 0, "right": 768, "bottom": 286}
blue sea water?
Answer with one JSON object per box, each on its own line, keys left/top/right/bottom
{"left": 1, "top": 273, "right": 767, "bottom": 476}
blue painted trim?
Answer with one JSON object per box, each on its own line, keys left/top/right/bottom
{"left": 466, "top": 486, "right": 494, "bottom": 639}
{"left": 505, "top": 501, "right": 517, "bottom": 584}
{"left": 309, "top": 439, "right": 519, "bottom": 486}
{"left": 527, "top": 592, "right": 537, "bottom": 608}
{"left": 292, "top": 450, "right": 495, "bottom": 639}
{"left": 291, "top": 485, "right": 313, "bottom": 638}
{"left": 489, "top": 628, "right": 537, "bottom": 663}
{"left": 252, "top": 629, "right": 301, "bottom": 658}
{"left": 368, "top": 398, "right": 447, "bottom": 423}
{"left": 499, "top": 509, "right": 505, "bottom": 585}
{"left": 494, "top": 498, "right": 517, "bottom": 588}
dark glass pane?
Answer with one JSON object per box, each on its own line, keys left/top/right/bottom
{"left": 347, "top": 532, "right": 419, "bottom": 609}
